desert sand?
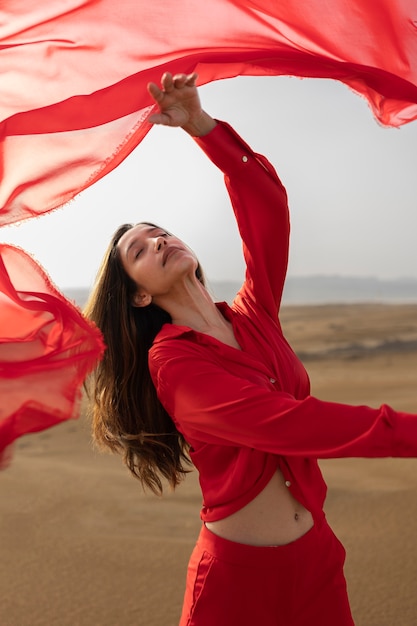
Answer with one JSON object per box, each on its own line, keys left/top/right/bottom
{"left": 1, "top": 304, "right": 417, "bottom": 626}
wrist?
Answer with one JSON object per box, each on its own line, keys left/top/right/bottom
{"left": 182, "top": 110, "right": 217, "bottom": 137}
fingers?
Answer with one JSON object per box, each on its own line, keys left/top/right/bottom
{"left": 173, "top": 72, "right": 198, "bottom": 88}
{"left": 147, "top": 81, "right": 164, "bottom": 103}
{"left": 146, "top": 72, "right": 199, "bottom": 126}
{"left": 162, "top": 72, "right": 175, "bottom": 92}
{"left": 146, "top": 73, "right": 177, "bottom": 101}
{"left": 171, "top": 72, "right": 198, "bottom": 88}
{"left": 147, "top": 112, "right": 170, "bottom": 126}
{"left": 148, "top": 72, "right": 198, "bottom": 97}
{"left": 185, "top": 72, "right": 198, "bottom": 86}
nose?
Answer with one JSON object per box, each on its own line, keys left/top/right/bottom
{"left": 154, "top": 236, "right": 167, "bottom": 251}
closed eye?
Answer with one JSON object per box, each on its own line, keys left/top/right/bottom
{"left": 135, "top": 232, "right": 168, "bottom": 258}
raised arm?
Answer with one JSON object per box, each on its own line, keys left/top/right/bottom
{"left": 147, "top": 73, "right": 290, "bottom": 317}
{"left": 193, "top": 123, "right": 289, "bottom": 316}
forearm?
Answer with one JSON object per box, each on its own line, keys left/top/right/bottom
{"left": 151, "top": 350, "right": 417, "bottom": 460}
{"left": 193, "top": 120, "right": 290, "bottom": 313}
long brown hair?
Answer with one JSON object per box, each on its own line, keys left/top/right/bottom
{"left": 84, "top": 223, "right": 205, "bottom": 494}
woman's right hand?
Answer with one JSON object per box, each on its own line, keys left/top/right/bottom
{"left": 147, "top": 72, "right": 216, "bottom": 137}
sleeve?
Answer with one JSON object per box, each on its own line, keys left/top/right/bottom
{"left": 194, "top": 121, "right": 290, "bottom": 316}
{"left": 150, "top": 345, "right": 417, "bottom": 460}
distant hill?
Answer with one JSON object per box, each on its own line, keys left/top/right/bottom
{"left": 282, "top": 275, "right": 417, "bottom": 305}
{"left": 64, "top": 275, "right": 417, "bottom": 308}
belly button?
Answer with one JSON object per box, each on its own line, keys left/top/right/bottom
{"left": 294, "top": 513, "right": 299, "bottom": 521}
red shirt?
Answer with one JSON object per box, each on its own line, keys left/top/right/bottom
{"left": 149, "top": 122, "right": 417, "bottom": 523}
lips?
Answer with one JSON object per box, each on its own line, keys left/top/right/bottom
{"left": 162, "top": 246, "right": 182, "bottom": 266}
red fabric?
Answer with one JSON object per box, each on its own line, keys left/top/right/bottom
{"left": 180, "top": 521, "right": 353, "bottom": 625}
{"left": 1, "top": 0, "right": 417, "bottom": 226}
{"left": 149, "top": 122, "right": 417, "bottom": 523}
{"left": 0, "top": 244, "right": 104, "bottom": 465}
{"left": 1, "top": 1, "right": 417, "bottom": 458}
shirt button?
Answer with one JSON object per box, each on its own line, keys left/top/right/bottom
{"left": 285, "top": 480, "right": 291, "bottom": 488}
{"left": 269, "top": 377, "right": 276, "bottom": 383}
{"left": 242, "top": 155, "right": 248, "bottom": 162}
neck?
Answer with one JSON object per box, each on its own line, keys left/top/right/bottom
{"left": 154, "top": 277, "right": 226, "bottom": 333}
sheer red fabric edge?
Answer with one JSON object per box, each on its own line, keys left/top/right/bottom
{"left": 1, "top": 51, "right": 417, "bottom": 227}
{"left": 0, "top": 244, "right": 105, "bottom": 467}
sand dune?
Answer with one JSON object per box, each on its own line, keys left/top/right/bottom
{"left": 1, "top": 304, "right": 417, "bottom": 626}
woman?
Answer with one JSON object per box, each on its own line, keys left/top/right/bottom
{"left": 85, "top": 72, "right": 417, "bottom": 626}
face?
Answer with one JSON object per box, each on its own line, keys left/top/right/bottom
{"left": 117, "top": 224, "right": 198, "bottom": 307}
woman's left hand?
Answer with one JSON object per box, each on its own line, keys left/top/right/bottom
{"left": 147, "top": 72, "right": 216, "bottom": 136}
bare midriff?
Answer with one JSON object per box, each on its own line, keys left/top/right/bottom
{"left": 205, "top": 468, "right": 314, "bottom": 546}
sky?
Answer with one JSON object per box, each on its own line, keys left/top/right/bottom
{"left": 1, "top": 75, "right": 417, "bottom": 291}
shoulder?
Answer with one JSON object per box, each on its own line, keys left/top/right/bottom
{"left": 149, "top": 324, "right": 213, "bottom": 369}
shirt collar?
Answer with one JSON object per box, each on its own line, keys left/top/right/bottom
{"left": 152, "top": 301, "right": 232, "bottom": 345}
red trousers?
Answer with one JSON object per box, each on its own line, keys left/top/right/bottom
{"left": 180, "top": 519, "right": 355, "bottom": 626}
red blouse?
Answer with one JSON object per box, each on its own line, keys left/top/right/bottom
{"left": 149, "top": 122, "right": 417, "bottom": 523}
